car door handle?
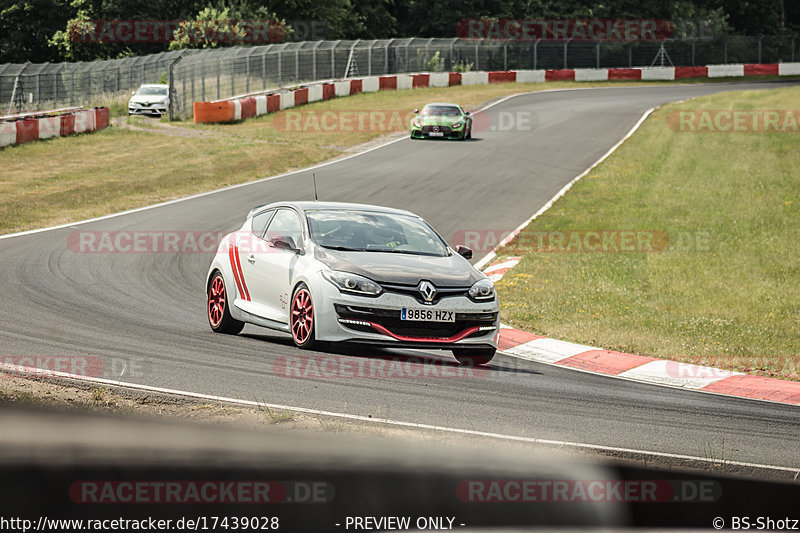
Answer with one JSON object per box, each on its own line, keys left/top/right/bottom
{"left": 247, "top": 254, "right": 256, "bottom": 264}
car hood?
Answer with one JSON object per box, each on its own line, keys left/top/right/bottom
{"left": 314, "top": 247, "right": 482, "bottom": 287}
{"left": 130, "top": 94, "right": 168, "bottom": 104}
{"left": 415, "top": 115, "right": 463, "bottom": 126}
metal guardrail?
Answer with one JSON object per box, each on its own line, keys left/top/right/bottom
{"left": 1, "top": 35, "right": 797, "bottom": 119}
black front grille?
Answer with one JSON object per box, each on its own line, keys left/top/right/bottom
{"left": 335, "top": 304, "right": 496, "bottom": 340}
{"left": 379, "top": 283, "right": 472, "bottom": 305}
{"left": 422, "top": 125, "right": 451, "bottom": 132}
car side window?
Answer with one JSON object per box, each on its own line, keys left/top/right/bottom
{"left": 265, "top": 209, "right": 303, "bottom": 246}
{"left": 251, "top": 209, "right": 275, "bottom": 239}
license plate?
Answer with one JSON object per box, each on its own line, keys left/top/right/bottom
{"left": 401, "top": 308, "right": 455, "bottom": 322}
{"left": 428, "top": 132, "right": 444, "bottom": 137}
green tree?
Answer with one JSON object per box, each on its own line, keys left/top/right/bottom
{"left": 0, "top": 0, "right": 73, "bottom": 62}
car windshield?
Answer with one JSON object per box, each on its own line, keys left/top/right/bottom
{"left": 137, "top": 87, "right": 167, "bottom": 96}
{"left": 421, "top": 105, "right": 461, "bottom": 116}
{"left": 306, "top": 210, "right": 449, "bottom": 257}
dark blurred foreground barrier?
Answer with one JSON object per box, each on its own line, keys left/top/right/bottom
{"left": 0, "top": 405, "right": 797, "bottom": 530}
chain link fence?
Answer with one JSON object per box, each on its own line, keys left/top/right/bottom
{"left": 2, "top": 35, "right": 798, "bottom": 119}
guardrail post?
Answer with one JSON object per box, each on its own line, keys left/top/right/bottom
{"left": 475, "top": 42, "right": 479, "bottom": 70}
{"left": 503, "top": 43, "right": 508, "bottom": 70}
{"left": 564, "top": 39, "right": 572, "bottom": 69}
{"left": 758, "top": 35, "right": 763, "bottom": 63}
{"left": 723, "top": 39, "right": 727, "bottom": 63}
{"left": 168, "top": 54, "right": 182, "bottom": 121}
{"left": 691, "top": 39, "right": 696, "bottom": 66}
{"left": 533, "top": 39, "right": 539, "bottom": 69}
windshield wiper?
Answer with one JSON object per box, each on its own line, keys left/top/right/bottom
{"left": 361, "top": 249, "right": 441, "bottom": 256}
{"left": 321, "top": 245, "right": 365, "bottom": 252}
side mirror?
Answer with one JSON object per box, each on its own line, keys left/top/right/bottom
{"left": 464, "top": 111, "right": 471, "bottom": 116}
{"left": 455, "top": 245, "right": 473, "bottom": 260}
{"left": 413, "top": 108, "right": 419, "bottom": 114}
{"left": 271, "top": 236, "right": 301, "bottom": 254}
{"left": 131, "top": 90, "right": 136, "bottom": 95}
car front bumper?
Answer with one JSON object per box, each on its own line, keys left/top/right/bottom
{"left": 313, "top": 280, "right": 499, "bottom": 349}
{"left": 410, "top": 126, "right": 466, "bottom": 139}
{"left": 129, "top": 104, "right": 168, "bottom": 115}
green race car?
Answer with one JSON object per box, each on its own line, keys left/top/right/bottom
{"left": 410, "top": 103, "right": 472, "bottom": 140}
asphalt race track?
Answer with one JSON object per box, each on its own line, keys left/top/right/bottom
{"left": 2, "top": 81, "right": 799, "bottom": 469}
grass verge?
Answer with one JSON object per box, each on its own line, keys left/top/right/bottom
{"left": 0, "top": 77, "right": 790, "bottom": 234}
{"left": 495, "top": 85, "right": 800, "bottom": 380}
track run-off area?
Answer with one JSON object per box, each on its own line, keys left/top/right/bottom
{"left": 1, "top": 80, "right": 799, "bottom": 471}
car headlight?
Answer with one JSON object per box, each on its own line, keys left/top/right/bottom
{"left": 452, "top": 122, "right": 462, "bottom": 128}
{"left": 322, "top": 270, "right": 382, "bottom": 296}
{"left": 468, "top": 278, "right": 495, "bottom": 300}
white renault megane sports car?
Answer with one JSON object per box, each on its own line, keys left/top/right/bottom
{"left": 206, "top": 202, "right": 499, "bottom": 365}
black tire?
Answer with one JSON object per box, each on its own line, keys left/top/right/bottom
{"left": 452, "top": 348, "right": 495, "bottom": 366}
{"left": 466, "top": 127, "right": 472, "bottom": 139}
{"left": 290, "top": 283, "right": 317, "bottom": 349}
{"left": 207, "top": 272, "right": 244, "bottom": 334}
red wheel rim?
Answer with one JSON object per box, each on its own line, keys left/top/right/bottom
{"left": 291, "top": 288, "right": 314, "bottom": 345}
{"left": 208, "top": 276, "right": 225, "bottom": 327}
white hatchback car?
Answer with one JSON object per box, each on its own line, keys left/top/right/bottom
{"left": 128, "top": 84, "right": 170, "bottom": 116}
{"left": 206, "top": 202, "right": 499, "bottom": 365}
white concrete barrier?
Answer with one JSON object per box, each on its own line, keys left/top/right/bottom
{"left": 461, "top": 71, "right": 489, "bottom": 85}
{"left": 280, "top": 92, "right": 294, "bottom": 110}
{"left": 515, "top": 70, "right": 546, "bottom": 83}
{"left": 708, "top": 64, "right": 744, "bottom": 77}
{"left": 37, "top": 116, "right": 60, "bottom": 139}
{"left": 779, "top": 62, "right": 800, "bottom": 75}
{"left": 361, "top": 76, "right": 380, "bottom": 92}
{"left": 0, "top": 121, "right": 16, "bottom": 147}
{"left": 255, "top": 95, "right": 267, "bottom": 116}
{"left": 334, "top": 81, "right": 351, "bottom": 97}
{"left": 429, "top": 72, "right": 450, "bottom": 87}
{"left": 640, "top": 67, "right": 675, "bottom": 80}
{"left": 396, "top": 75, "right": 413, "bottom": 90}
{"left": 308, "top": 84, "right": 324, "bottom": 102}
{"left": 574, "top": 69, "right": 609, "bottom": 81}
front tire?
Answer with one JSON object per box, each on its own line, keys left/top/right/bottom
{"left": 290, "top": 283, "right": 317, "bottom": 349}
{"left": 452, "top": 348, "right": 495, "bottom": 366}
{"left": 208, "top": 272, "right": 244, "bottom": 334}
